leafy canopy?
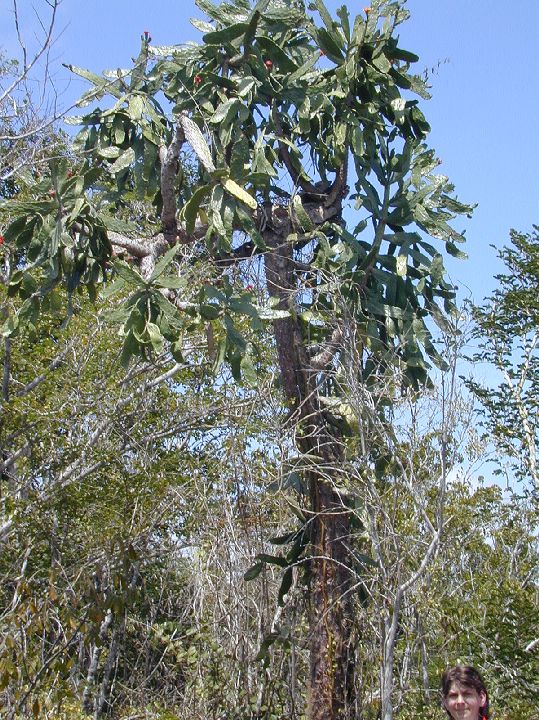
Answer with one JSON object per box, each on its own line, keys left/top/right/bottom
{"left": 1, "top": 0, "right": 474, "bottom": 385}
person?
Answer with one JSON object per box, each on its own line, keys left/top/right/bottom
{"left": 441, "top": 665, "right": 489, "bottom": 720}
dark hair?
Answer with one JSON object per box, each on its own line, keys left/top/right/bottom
{"left": 441, "top": 665, "right": 489, "bottom": 719}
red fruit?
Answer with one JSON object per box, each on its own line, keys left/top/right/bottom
{"left": 194, "top": 74, "right": 202, "bottom": 85}
{"left": 0, "top": 236, "right": 4, "bottom": 245}
{"left": 264, "top": 59, "right": 273, "bottom": 70}
{"left": 49, "top": 190, "right": 56, "bottom": 197}
{"left": 245, "top": 284, "right": 254, "bottom": 291}
{"left": 67, "top": 170, "right": 74, "bottom": 178}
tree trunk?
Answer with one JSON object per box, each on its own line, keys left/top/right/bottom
{"left": 265, "top": 242, "right": 355, "bottom": 720}
{"left": 308, "top": 472, "right": 355, "bottom": 720}
{"left": 82, "top": 609, "right": 113, "bottom": 715}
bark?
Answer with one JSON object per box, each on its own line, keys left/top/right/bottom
{"left": 264, "top": 226, "right": 355, "bottom": 720}
{"left": 308, "top": 470, "right": 355, "bottom": 720}
{"left": 82, "top": 609, "right": 113, "bottom": 715}
{"left": 380, "top": 589, "right": 402, "bottom": 720}
{"left": 94, "top": 625, "right": 120, "bottom": 719}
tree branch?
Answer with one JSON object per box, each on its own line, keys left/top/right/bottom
{"left": 159, "top": 123, "right": 186, "bottom": 242}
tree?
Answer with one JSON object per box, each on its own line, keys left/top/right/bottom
{"left": 1, "top": 1, "right": 473, "bottom": 717}
{"left": 0, "top": 284, "right": 286, "bottom": 719}
{"left": 415, "top": 482, "right": 539, "bottom": 720}
{"left": 0, "top": 0, "right": 66, "bottom": 185}
{"left": 468, "top": 226, "right": 539, "bottom": 489}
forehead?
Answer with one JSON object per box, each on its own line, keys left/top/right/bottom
{"left": 447, "top": 681, "right": 478, "bottom": 695}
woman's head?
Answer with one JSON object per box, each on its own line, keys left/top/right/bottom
{"left": 441, "top": 666, "right": 489, "bottom": 720}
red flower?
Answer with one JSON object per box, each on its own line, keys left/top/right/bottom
{"left": 245, "top": 284, "right": 254, "bottom": 291}
{"left": 264, "top": 59, "right": 273, "bottom": 70}
{"left": 67, "top": 170, "right": 73, "bottom": 178}
{"left": 364, "top": 6, "right": 371, "bottom": 14}
{"left": 194, "top": 74, "right": 203, "bottom": 85}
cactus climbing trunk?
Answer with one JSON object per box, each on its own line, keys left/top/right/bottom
{"left": 265, "top": 241, "right": 355, "bottom": 720}
{"left": 308, "top": 469, "right": 355, "bottom": 720}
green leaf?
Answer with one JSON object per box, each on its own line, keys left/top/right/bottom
{"left": 203, "top": 22, "right": 249, "bottom": 45}
{"left": 390, "top": 47, "right": 419, "bottom": 63}
{"left": 314, "top": 0, "right": 335, "bottom": 32}
{"left": 210, "top": 99, "right": 239, "bottom": 124}
{"left": 292, "top": 194, "right": 314, "bottom": 232}
{"left": 64, "top": 64, "right": 108, "bottom": 88}
{"left": 154, "top": 275, "right": 187, "bottom": 290}
{"left": 113, "top": 259, "right": 146, "bottom": 287}
{"left": 120, "top": 330, "right": 141, "bottom": 367}
{"left": 278, "top": 567, "right": 293, "bottom": 606}
{"left": 145, "top": 321, "right": 164, "bottom": 352}
{"left": 255, "top": 553, "right": 288, "bottom": 569}
{"left": 101, "top": 278, "right": 126, "bottom": 300}
{"left": 128, "top": 95, "right": 146, "bottom": 121}
{"left": 148, "top": 245, "right": 179, "bottom": 282}
{"left": 200, "top": 303, "right": 221, "bottom": 320}
{"left": 243, "top": 8, "right": 261, "bottom": 49}
{"left": 240, "top": 350, "right": 258, "bottom": 385}
{"left": 211, "top": 335, "right": 227, "bottom": 374}
{"left": 190, "top": 18, "right": 215, "bottom": 33}
{"left": 237, "top": 76, "right": 257, "bottom": 97}
{"left": 255, "top": 36, "right": 299, "bottom": 73}
{"left": 336, "top": 5, "right": 351, "bottom": 42}
{"left": 224, "top": 314, "right": 246, "bottom": 351}
{"left": 446, "top": 241, "right": 468, "bottom": 260}
{"left": 99, "top": 214, "right": 139, "bottom": 235}
{"left": 182, "top": 184, "right": 212, "bottom": 234}
{"left": 286, "top": 51, "right": 320, "bottom": 84}
{"left": 179, "top": 114, "right": 215, "bottom": 172}
{"left": 97, "top": 146, "right": 122, "bottom": 159}
{"left": 244, "top": 561, "right": 264, "bottom": 581}
{"left": 109, "top": 147, "right": 135, "bottom": 174}
{"left": 316, "top": 28, "right": 344, "bottom": 64}
{"left": 222, "top": 178, "right": 257, "bottom": 209}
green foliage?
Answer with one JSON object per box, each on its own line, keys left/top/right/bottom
{"left": 1, "top": 0, "right": 473, "bottom": 385}
{"left": 468, "top": 226, "right": 539, "bottom": 486}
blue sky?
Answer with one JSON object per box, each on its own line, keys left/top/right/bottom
{"left": 2, "top": 0, "right": 538, "bottom": 303}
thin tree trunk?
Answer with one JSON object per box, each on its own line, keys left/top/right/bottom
{"left": 82, "top": 609, "right": 113, "bottom": 715}
{"left": 94, "top": 625, "right": 120, "bottom": 719}
{"left": 380, "top": 588, "right": 402, "bottom": 720}
{"left": 416, "top": 612, "right": 430, "bottom": 705}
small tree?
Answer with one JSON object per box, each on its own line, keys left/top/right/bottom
{"left": 2, "top": 1, "right": 473, "bottom": 717}
{"left": 468, "top": 227, "right": 539, "bottom": 489}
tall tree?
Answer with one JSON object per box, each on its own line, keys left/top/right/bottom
{"left": 1, "top": 1, "right": 473, "bottom": 717}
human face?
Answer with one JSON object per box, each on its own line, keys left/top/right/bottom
{"left": 444, "top": 681, "right": 486, "bottom": 720}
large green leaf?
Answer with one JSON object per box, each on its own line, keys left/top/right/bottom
{"left": 203, "top": 22, "right": 249, "bottom": 45}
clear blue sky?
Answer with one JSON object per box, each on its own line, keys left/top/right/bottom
{"left": 2, "top": 0, "right": 538, "bottom": 303}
